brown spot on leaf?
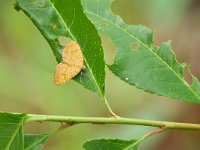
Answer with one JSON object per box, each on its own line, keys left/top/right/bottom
{"left": 131, "top": 42, "right": 139, "bottom": 50}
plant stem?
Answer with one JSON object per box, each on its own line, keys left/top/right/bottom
{"left": 141, "top": 128, "right": 165, "bottom": 141}
{"left": 26, "top": 114, "right": 200, "bottom": 131}
{"left": 103, "top": 97, "right": 119, "bottom": 117}
{"left": 130, "top": 128, "right": 165, "bottom": 147}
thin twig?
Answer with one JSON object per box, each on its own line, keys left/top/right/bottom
{"left": 26, "top": 114, "right": 200, "bottom": 131}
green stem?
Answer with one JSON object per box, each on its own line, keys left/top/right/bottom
{"left": 103, "top": 97, "right": 119, "bottom": 117}
{"left": 26, "top": 114, "right": 200, "bottom": 131}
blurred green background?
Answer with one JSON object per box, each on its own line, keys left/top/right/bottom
{"left": 1, "top": 0, "right": 200, "bottom": 149}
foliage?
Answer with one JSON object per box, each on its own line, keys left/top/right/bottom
{"left": 0, "top": 112, "right": 53, "bottom": 150}
{"left": 83, "top": 139, "right": 140, "bottom": 150}
{"left": 15, "top": 0, "right": 105, "bottom": 96}
{"left": 24, "top": 133, "right": 53, "bottom": 150}
{"left": 82, "top": 0, "right": 200, "bottom": 103}
{"left": 0, "top": 113, "right": 26, "bottom": 150}
{"left": 0, "top": 0, "right": 198, "bottom": 149}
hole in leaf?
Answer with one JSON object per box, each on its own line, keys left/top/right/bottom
{"left": 131, "top": 42, "right": 139, "bottom": 50}
{"left": 100, "top": 33, "right": 116, "bottom": 64}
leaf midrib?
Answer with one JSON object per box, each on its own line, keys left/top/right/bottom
{"left": 49, "top": 0, "right": 104, "bottom": 97}
{"left": 25, "top": 134, "right": 50, "bottom": 150}
{"left": 5, "top": 119, "right": 24, "bottom": 150}
{"left": 85, "top": 10, "right": 200, "bottom": 101}
{"left": 123, "top": 140, "right": 141, "bottom": 150}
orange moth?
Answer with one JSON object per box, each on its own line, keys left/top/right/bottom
{"left": 54, "top": 41, "right": 84, "bottom": 85}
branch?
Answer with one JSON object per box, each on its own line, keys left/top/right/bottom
{"left": 26, "top": 114, "right": 200, "bottom": 131}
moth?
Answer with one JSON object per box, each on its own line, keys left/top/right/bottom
{"left": 54, "top": 41, "right": 85, "bottom": 85}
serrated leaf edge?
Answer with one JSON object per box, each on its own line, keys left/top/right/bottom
{"left": 84, "top": 1, "right": 200, "bottom": 102}
{"left": 83, "top": 138, "right": 140, "bottom": 150}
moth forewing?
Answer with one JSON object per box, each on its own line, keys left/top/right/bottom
{"left": 54, "top": 41, "right": 84, "bottom": 86}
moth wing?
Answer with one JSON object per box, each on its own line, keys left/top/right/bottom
{"left": 62, "top": 41, "right": 84, "bottom": 68}
{"left": 54, "top": 62, "right": 82, "bottom": 86}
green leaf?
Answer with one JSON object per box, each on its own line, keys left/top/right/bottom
{"left": 83, "top": 139, "right": 140, "bottom": 150}
{"left": 24, "top": 132, "right": 52, "bottom": 150}
{"left": 0, "top": 112, "right": 27, "bottom": 150}
{"left": 15, "top": 0, "right": 105, "bottom": 96}
{"left": 82, "top": 0, "right": 200, "bottom": 103}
